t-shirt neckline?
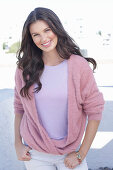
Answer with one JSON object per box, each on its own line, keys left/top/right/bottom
{"left": 44, "top": 59, "right": 66, "bottom": 68}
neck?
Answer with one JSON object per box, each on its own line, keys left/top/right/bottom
{"left": 42, "top": 50, "right": 64, "bottom": 66}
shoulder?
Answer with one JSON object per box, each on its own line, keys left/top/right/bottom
{"left": 69, "top": 54, "right": 91, "bottom": 73}
{"left": 15, "top": 67, "right": 23, "bottom": 76}
{"left": 69, "top": 54, "right": 89, "bottom": 65}
{"left": 15, "top": 67, "right": 23, "bottom": 84}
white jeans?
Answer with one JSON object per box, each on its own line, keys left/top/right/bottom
{"left": 24, "top": 149, "right": 88, "bottom": 170}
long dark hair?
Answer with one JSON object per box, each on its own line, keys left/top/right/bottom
{"left": 17, "top": 7, "right": 97, "bottom": 99}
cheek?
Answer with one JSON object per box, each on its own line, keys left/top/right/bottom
{"left": 49, "top": 32, "right": 57, "bottom": 40}
{"left": 33, "top": 39, "right": 41, "bottom": 47}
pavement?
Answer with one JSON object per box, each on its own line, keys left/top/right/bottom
{"left": 0, "top": 53, "right": 113, "bottom": 170}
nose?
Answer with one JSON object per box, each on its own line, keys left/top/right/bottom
{"left": 40, "top": 34, "right": 47, "bottom": 43}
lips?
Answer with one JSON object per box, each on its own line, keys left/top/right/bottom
{"left": 42, "top": 40, "right": 51, "bottom": 47}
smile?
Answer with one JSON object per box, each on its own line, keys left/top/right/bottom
{"left": 42, "top": 41, "right": 51, "bottom": 47}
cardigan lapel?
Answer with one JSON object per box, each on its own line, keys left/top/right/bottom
{"left": 52, "top": 56, "right": 76, "bottom": 147}
{"left": 27, "top": 82, "right": 59, "bottom": 152}
{"left": 27, "top": 84, "right": 42, "bottom": 126}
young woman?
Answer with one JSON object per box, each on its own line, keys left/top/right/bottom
{"left": 14, "top": 7, "right": 104, "bottom": 170}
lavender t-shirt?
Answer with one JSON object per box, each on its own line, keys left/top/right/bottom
{"left": 34, "top": 60, "right": 68, "bottom": 140}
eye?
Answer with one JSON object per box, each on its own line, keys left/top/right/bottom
{"left": 33, "top": 33, "right": 39, "bottom": 37}
{"left": 45, "top": 28, "right": 51, "bottom": 32}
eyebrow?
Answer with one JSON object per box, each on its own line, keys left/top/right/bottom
{"left": 31, "top": 27, "right": 50, "bottom": 35}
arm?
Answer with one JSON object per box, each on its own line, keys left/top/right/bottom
{"left": 14, "top": 113, "right": 23, "bottom": 147}
{"left": 64, "top": 120, "right": 100, "bottom": 169}
{"left": 14, "top": 68, "right": 31, "bottom": 161}
{"left": 14, "top": 113, "right": 31, "bottom": 161}
{"left": 64, "top": 59, "right": 104, "bottom": 169}
{"left": 79, "top": 120, "right": 100, "bottom": 160}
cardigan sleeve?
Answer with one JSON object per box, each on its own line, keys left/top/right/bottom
{"left": 80, "top": 61, "right": 105, "bottom": 121}
{"left": 14, "top": 68, "right": 24, "bottom": 114}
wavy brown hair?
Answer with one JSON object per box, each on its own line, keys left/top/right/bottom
{"left": 16, "top": 7, "right": 97, "bottom": 99}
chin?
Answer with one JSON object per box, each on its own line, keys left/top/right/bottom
{"left": 43, "top": 46, "right": 56, "bottom": 53}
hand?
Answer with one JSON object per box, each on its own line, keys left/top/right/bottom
{"left": 64, "top": 151, "right": 80, "bottom": 169}
{"left": 15, "top": 143, "right": 32, "bottom": 161}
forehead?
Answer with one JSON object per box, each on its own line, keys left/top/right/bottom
{"left": 29, "top": 20, "right": 49, "bottom": 33}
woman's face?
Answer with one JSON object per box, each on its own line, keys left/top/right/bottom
{"left": 29, "top": 20, "right": 58, "bottom": 53}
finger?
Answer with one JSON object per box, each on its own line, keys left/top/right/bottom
{"left": 64, "top": 157, "right": 69, "bottom": 163}
{"left": 18, "top": 156, "right": 30, "bottom": 161}
{"left": 22, "top": 157, "right": 31, "bottom": 161}
{"left": 25, "top": 146, "right": 32, "bottom": 152}
{"left": 23, "top": 150, "right": 31, "bottom": 158}
{"left": 22, "top": 155, "right": 31, "bottom": 161}
{"left": 26, "top": 152, "right": 30, "bottom": 156}
{"left": 64, "top": 162, "right": 70, "bottom": 168}
{"left": 23, "top": 157, "right": 31, "bottom": 161}
{"left": 71, "top": 164, "right": 76, "bottom": 169}
{"left": 66, "top": 161, "right": 75, "bottom": 169}
{"left": 64, "top": 160, "right": 69, "bottom": 166}
{"left": 25, "top": 154, "right": 31, "bottom": 159}
{"left": 64, "top": 158, "right": 73, "bottom": 168}
{"left": 67, "top": 163, "right": 73, "bottom": 169}
{"left": 64, "top": 159, "right": 67, "bottom": 164}
{"left": 24, "top": 147, "right": 32, "bottom": 156}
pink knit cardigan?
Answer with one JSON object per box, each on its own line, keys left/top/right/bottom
{"left": 14, "top": 54, "right": 104, "bottom": 155}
